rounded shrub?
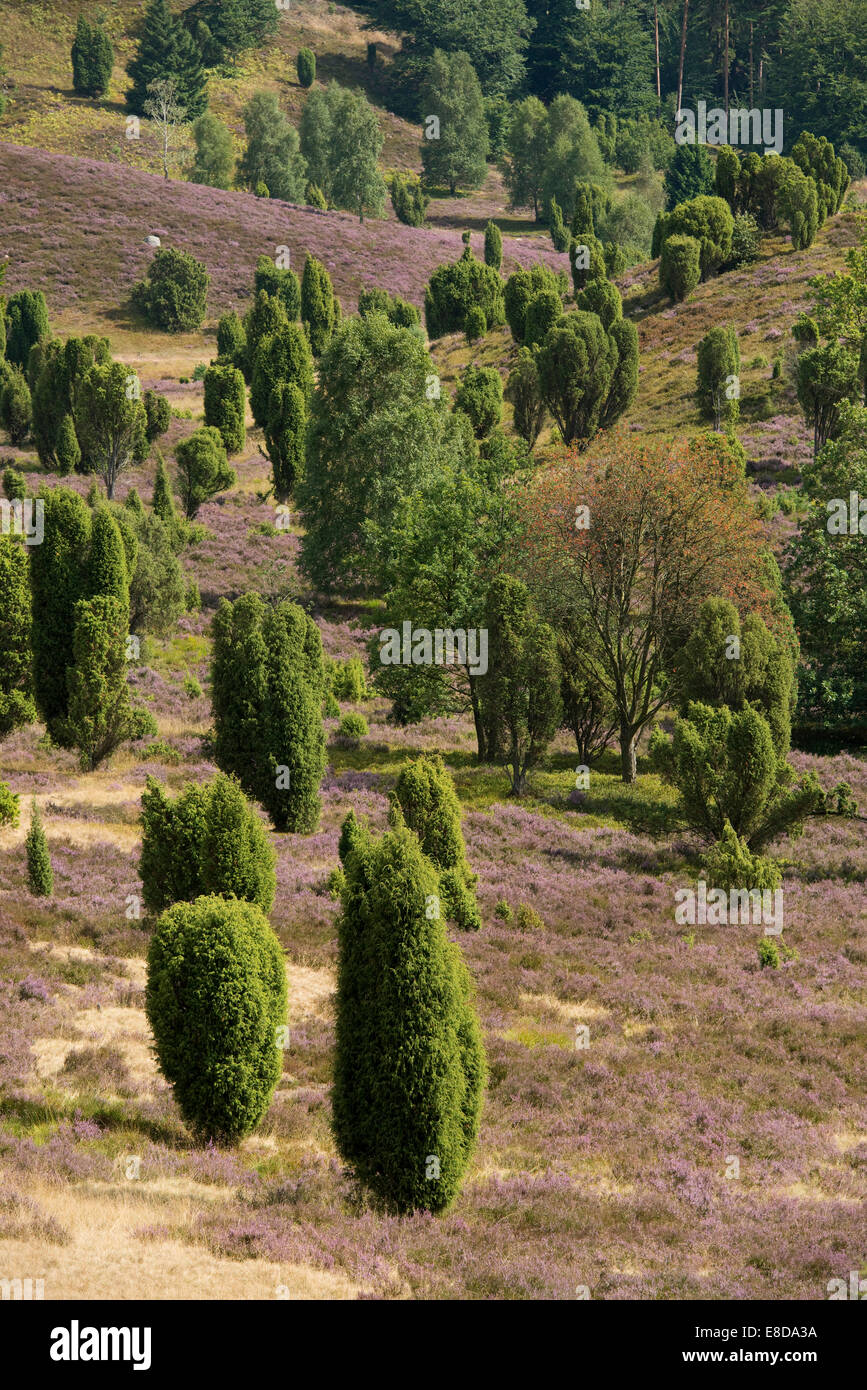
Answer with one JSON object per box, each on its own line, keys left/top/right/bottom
{"left": 55, "top": 414, "right": 82, "bottom": 475}
{"left": 660, "top": 234, "right": 701, "bottom": 301}
{"left": 454, "top": 364, "right": 503, "bottom": 439}
{"left": 216, "top": 311, "right": 247, "bottom": 366}
{"left": 139, "top": 772, "right": 276, "bottom": 915}
{"left": 131, "top": 248, "right": 209, "bottom": 333}
{"left": 143, "top": 389, "right": 171, "bottom": 445}
{"left": 146, "top": 895, "right": 287, "bottom": 1144}
{"left": 465, "top": 304, "right": 486, "bottom": 344}
{"left": 337, "top": 712, "right": 368, "bottom": 745}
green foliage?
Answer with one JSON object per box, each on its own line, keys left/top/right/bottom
{"left": 264, "top": 381, "right": 306, "bottom": 501}
{"left": 0, "top": 780, "right": 20, "bottom": 828}
{"left": 216, "top": 311, "right": 247, "bottom": 366}
{"left": 327, "top": 656, "right": 369, "bottom": 702}
{"left": 505, "top": 346, "right": 546, "bottom": 449}
{"left": 332, "top": 819, "right": 485, "bottom": 1212}
{"left": 420, "top": 49, "right": 488, "bottom": 194}
{"left": 558, "top": 634, "right": 616, "bottom": 766}
{"left": 296, "top": 47, "right": 315, "bottom": 88}
{"left": 651, "top": 702, "right": 827, "bottom": 853}
{"left": 548, "top": 198, "right": 569, "bottom": 253}
{"left": 358, "top": 288, "right": 420, "bottom": 329}
{"left": 74, "top": 360, "right": 148, "bottom": 499}
{"left": 146, "top": 894, "right": 286, "bottom": 1144}
{"left": 300, "top": 254, "right": 335, "bottom": 357}
{"left": 389, "top": 754, "right": 480, "bottom": 931}
{"left": 839, "top": 143, "right": 866, "bottom": 182}
{"left": 66, "top": 595, "right": 132, "bottom": 770}
{"left": 524, "top": 288, "right": 563, "bottom": 350}
{"left": 665, "top": 143, "right": 715, "bottom": 211}
{"left": 151, "top": 450, "right": 179, "bottom": 530}
{"left": 2, "top": 466, "right": 26, "bottom": 501}
{"left": 132, "top": 247, "right": 209, "bottom": 333}
{"left": 424, "top": 248, "right": 505, "bottom": 339}
{"left": 714, "top": 146, "right": 742, "bottom": 209}
{"left": 126, "top": 0, "right": 207, "bottom": 119}
{"left": 480, "top": 575, "right": 561, "bottom": 795}
{"left": 757, "top": 937, "right": 781, "bottom": 970}
{"left": 87, "top": 504, "right": 130, "bottom": 623}
{"left": 792, "top": 131, "right": 849, "bottom": 220}
{"left": 0, "top": 369, "right": 32, "bottom": 445}
{"left": 203, "top": 364, "right": 246, "bottom": 455}
{"left": 237, "top": 91, "right": 307, "bottom": 202}
{"left": 0, "top": 534, "right": 35, "bottom": 735}
{"left": 776, "top": 160, "right": 820, "bottom": 250}
{"left": 254, "top": 256, "right": 301, "bottom": 320}
{"left": 697, "top": 327, "right": 740, "bottom": 431}
{"left": 389, "top": 172, "right": 428, "bottom": 226}
{"left": 125, "top": 510, "right": 186, "bottom": 637}
{"left": 676, "top": 597, "right": 796, "bottom": 757}
{"left": 568, "top": 233, "right": 607, "bottom": 296}
{"left": 304, "top": 180, "right": 328, "bottom": 210}
{"left": 503, "top": 263, "right": 559, "bottom": 343}
{"left": 175, "top": 426, "right": 235, "bottom": 519}
{"left": 454, "top": 365, "right": 502, "bottom": 438}
{"left": 660, "top": 233, "right": 701, "bottom": 302}
{"left": 337, "top": 711, "right": 368, "bottom": 744}
{"left": 139, "top": 772, "right": 276, "bottom": 915}
{"left": 575, "top": 278, "right": 622, "bottom": 333}
{"left": 189, "top": 112, "right": 235, "bottom": 190}
{"left": 483, "top": 220, "right": 502, "bottom": 270}
{"left": 515, "top": 902, "right": 544, "bottom": 932}
{"left": 536, "top": 309, "right": 637, "bottom": 448}
{"left": 29, "top": 487, "right": 92, "bottom": 737}
{"left": 250, "top": 319, "right": 313, "bottom": 431}
{"left": 299, "top": 83, "right": 386, "bottom": 221}
{"left": 143, "top": 390, "right": 170, "bottom": 445}
{"left": 298, "top": 313, "right": 475, "bottom": 591}
{"left": 702, "top": 820, "right": 781, "bottom": 894}
{"left": 464, "top": 305, "right": 486, "bottom": 344}
{"left": 663, "top": 196, "right": 734, "bottom": 280}
{"left": 729, "top": 212, "right": 762, "bottom": 268}
{"left": 796, "top": 342, "right": 860, "bottom": 457}
{"left": 211, "top": 594, "right": 326, "bottom": 833}
{"left": 25, "top": 802, "right": 53, "bottom": 897}
{"left": 71, "top": 15, "right": 113, "bottom": 97}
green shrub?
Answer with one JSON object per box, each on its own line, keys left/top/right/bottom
{"left": 524, "top": 288, "right": 563, "bottom": 350}
{"left": 300, "top": 254, "right": 335, "bottom": 357}
{"left": 424, "top": 249, "right": 505, "bottom": 339}
{"left": 65, "top": 595, "right": 132, "bottom": 770}
{"left": 664, "top": 142, "right": 715, "bottom": 210}
{"left": 494, "top": 899, "right": 512, "bottom": 921}
{"left": 25, "top": 802, "right": 53, "bottom": 896}
{"left": 250, "top": 321, "right": 314, "bottom": 428}
{"left": 575, "top": 278, "right": 623, "bottom": 332}
{"left": 139, "top": 772, "right": 276, "bottom": 915}
{"left": 839, "top": 143, "right": 866, "bottom": 182}
{"left": 660, "top": 234, "right": 701, "bottom": 301}
{"left": 389, "top": 173, "right": 428, "bottom": 227}
{"left": 388, "top": 754, "right": 480, "bottom": 932}
{"left": 4, "top": 291, "right": 50, "bottom": 370}
{"left": 305, "top": 181, "right": 328, "bottom": 210}
{"left": 175, "top": 427, "right": 235, "bottom": 519}
{"left": 297, "top": 47, "right": 315, "bottom": 88}
{"left": 332, "top": 818, "right": 486, "bottom": 1212}
{"left": 55, "top": 414, "right": 81, "bottom": 474}
{"left": 183, "top": 674, "right": 202, "bottom": 699}
{"left": 568, "top": 233, "right": 607, "bottom": 295}
{"left": 337, "top": 711, "right": 368, "bottom": 744}
{"left": 211, "top": 594, "right": 326, "bottom": 833}
{"left": 0, "top": 780, "right": 20, "bottom": 828}
{"left": 516, "top": 902, "right": 544, "bottom": 931}
{"left": 702, "top": 820, "right": 782, "bottom": 893}
{"left": 253, "top": 256, "right": 301, "bottom": 321}
{"left": 71, "top": 15, "right": 113, "bottom": 97}
{"left": 454, "top": 364, "right": 503, "bottom": 438}
{"left": 2, "top": 466, "right": 27, "bottom": 501}
{"left": 327, "top": 655, "right": 368, "bottom": 702}
{"left": 143, "top": 390, "right": 171, "bottom": 444}
{"left": 127, "top": 707, "right": 159, "bottom": 740}
{"left": 483, "top": 219, "right": 502, "bottom": 269}
{"left": 0, "top": 369, "right": 32, "bottom": 445}
{"left": 697, "top": 326, "right": 740, "bottom": 430}
{"left": 0, "top": 532, "right": 35, "bottom": 735}
{"left": 465, "top": 304, "right": 486, "bottom": 344}
{"left": 203, "top": 364, "right": 246, "bottom": 455}
{"left": 131, "top": 248, "right": 209, "bottom": 333}
{"left": 264, "top": 381, "right": 306, "bottom": 501}
{"left": 757, "top": 937, "right": 781, "bottom": 969}
{"left": 503, "top": 264, "right": 560, "bottom": 343}
{"left": 216, "top": 311, "right": 247, "bottom": 366}
{"left": 664, "top": 195, "right": 734, "bottom": 279}
{"left": 146, "top": 895, "right": 286, "bottom": 1144}
{"left": 729, "top": 212, "right": 761, "bottom": 267}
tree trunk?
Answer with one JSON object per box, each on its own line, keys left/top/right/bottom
{"left": 654, "top": 2, "right": 661, "bottom": 106}
{"left": 677, "top": 0, "right": 690, "bottom": 118}
{"left": 470, "top": 680, "right": 487, "bottom": 761}
{"left": 620, "top": 722, "right": 638, "bottom": 783}
{"left": 749, "top": 21, "right": 754, "bottom": 108}
{"left": 723, "top": 1, "right": 730, "bottom": 117}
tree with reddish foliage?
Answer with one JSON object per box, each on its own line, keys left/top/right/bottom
{"left": 517, "top": 432, "right": 773, "bottom": 783}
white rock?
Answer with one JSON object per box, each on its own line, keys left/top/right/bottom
{"left": 145, "top": 235, "right": 161, "bottom": 247}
